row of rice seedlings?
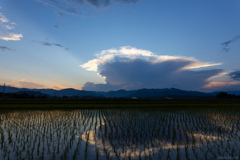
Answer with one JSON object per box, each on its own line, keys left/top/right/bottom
{"left": 91, "top": 108, "right": 240, "bottom": 159}
{"left": 0, "top": 110, "right": 86, "bottom": 159}
{"left": 1, "top": 108, "right": 240, "bottom": 159}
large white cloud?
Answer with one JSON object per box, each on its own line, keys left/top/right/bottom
{"left": 0, "top": 8, "right": 23, "bottom": 41}
{"left": 80, "top": 46, "right": 224, "bottom": 91}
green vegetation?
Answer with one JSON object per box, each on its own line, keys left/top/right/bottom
{"left": 0, "top": 98, "right": 240, "bottom": 109}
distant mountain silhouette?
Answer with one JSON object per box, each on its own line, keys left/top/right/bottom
{"left": 0, "top": 86, "right": 227, "bottom": 99}
{"left": 101, "top": 89, "right": 136, "bottom": 98}
{"left": 127, "top": 88, "right": 215, "bottom": 98}
{"left": 0, "top": 86, "right": 30, "bottom": 93}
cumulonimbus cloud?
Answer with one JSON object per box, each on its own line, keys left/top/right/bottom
{"left": 37, "top": 0, "right": 138, "bottom": 16}
{"left": 80, "top": 46, "right": 224, "bottom": 91}
{"left": 0, "top": 9, "right": 23, "bottom": 41}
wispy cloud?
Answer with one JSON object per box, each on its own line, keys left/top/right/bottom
{"left": 204, "top": 81, "right": 238, "bottom": 88}
{"left": 51, "top": 85, "right": 66, "bottom": 90}
{"left": 37, "top": 0, "right": 81, "bottom": 15}
{"left": 0, "top": 12, "right": 9, "bottom": 23}
{"left": 86, "top": 0, "right": 110, "bottom": 8}
{"left": 221, "top": 35, "right": 240, "bottom": 52}
{"left": 0, "top": 8, "right": 23, "bottom": 41}
{"left": 33, "top": 40, "right": 69, "bottom": 50}
{"left": 0, "top": 46, "right": 12, "bottom": 51}
{"left": 19, "top": 80, "right": 45, "bottom": 89}
{"left": 117, "top": 0, "right": 138, "bottom": 2}
{"left": 37, "top": 0, "right": 139, "bottom": 16}
{"left": 80, "top": 46, "right": 223, "bottom": 91}
{"left": 203, "top": 70, "right": 240, "bottom": 91}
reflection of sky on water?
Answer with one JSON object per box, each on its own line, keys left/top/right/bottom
{"left": 79, "top": 119, "right": 230, "bottom": 159}
{"left": 207, "top": 112, "right": 240, "bottom": 131}
{"left": 0, "top": 108, "right": 240, "bottom": 160}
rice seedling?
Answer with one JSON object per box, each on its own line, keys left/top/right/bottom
{"left": 0, "top": 107, "right": 239, "bottom": 159}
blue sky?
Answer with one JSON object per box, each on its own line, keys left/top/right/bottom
{"left": 1, "top": 0, "right": 240, "bottom": 91}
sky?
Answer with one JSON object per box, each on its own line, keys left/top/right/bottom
{"left": 0, "top": 0, "right": 240, "bottom": 92}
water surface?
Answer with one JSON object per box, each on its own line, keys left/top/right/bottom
{"left": 0, "top": 108, "right": 240, "bottom": 160}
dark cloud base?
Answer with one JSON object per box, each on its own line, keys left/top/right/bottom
{"left": 229, "top": 70, "right": 240, "bottom": 81}
{"left": 82, "top": 58, "right": 223, "bottom": 91}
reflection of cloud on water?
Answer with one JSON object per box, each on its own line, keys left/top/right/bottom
{"left": 77, "top": 122, "right": 229, "bottom": 159}
{"left": 2, "top": 109, "right": 239, "bottom": 160}
{"left": 82, "top": 131, "right": 96, "bottom": 145}
{"left": 207, "top": 113, "right": 238, "bottom": 131}
{"left": 162, "top": 133, "right": 228, "bottom": 149}
{"left": 191, "top": 133, "right": 228, "bottom": 141}
{"left": 76, "top": 122, "right": 105, "bottom": 140}
{"left": 207, "top": 113, "right": 239, "bottom": 121}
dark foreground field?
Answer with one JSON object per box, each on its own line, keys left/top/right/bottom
{"left": 0, "top": 106, "right": 240, "bottom": 160}
{"left": 1, "top": 98, "right": 240, "bottom": 109}
{"left": 1, "top": 99, "right": 240, "bottom": 159}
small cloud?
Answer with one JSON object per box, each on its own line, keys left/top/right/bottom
{"left": 0, "top": 12, "right": 9, "bottom": 23}
{"left": 229, "top": 70, "right": 240, "bottom": 81}
{"left": 0, "top": 46, "right": 12, "bottom": 51}
{"left": 0, "top": 33, "right": 23, "bottom": 41}
{"left": 42, "top": 41, "right": 52, "bottom": 46}
{"left": 57, "top": 12, "right": 64, "bottom": 17}
{"left": 204, "top": 81, "right": 240, "bottom": 92}
{"left": 51, "top": 85, "right": 66, "bottom": 90}
{"left": 80, "top": 46, "right": 224, "bottom": 91}
{"left": 19, "top": 80, "right": 45, "bottom": 89}
{"left": 115, "top": 0, "right": 139, "bottom": 4}
{"left": 201, "top": 70, "right": 240, "bottom": 91}
{"left": 208, "top": 72, "right": 227, "bottom": 80}
{"left": 0, "top": 8, "right": 23, "bottom": 41}
{"left": 221, "top": 35, "right": 240, "bottom": 52}
{"left": 86, "top": 0, "right": 110, "bottom": 8}
{"left": 4, "top": 25, "right": 15, "bottom": 30}
{"left": 33, "top": 40, "right": 69, "bottom": 50}
{"left": 54, "top": 25, "right": 59, "bottom": 29}
{"left": 53, "top": 43, "right": 63, "bottom": 48}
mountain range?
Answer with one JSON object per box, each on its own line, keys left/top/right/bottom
{"left": 0, "top": 86, "right": 240, "bottom": 99}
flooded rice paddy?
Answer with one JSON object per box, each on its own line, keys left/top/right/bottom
{"left": 0, "top": 108, "right": 240, "bottom": 160}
